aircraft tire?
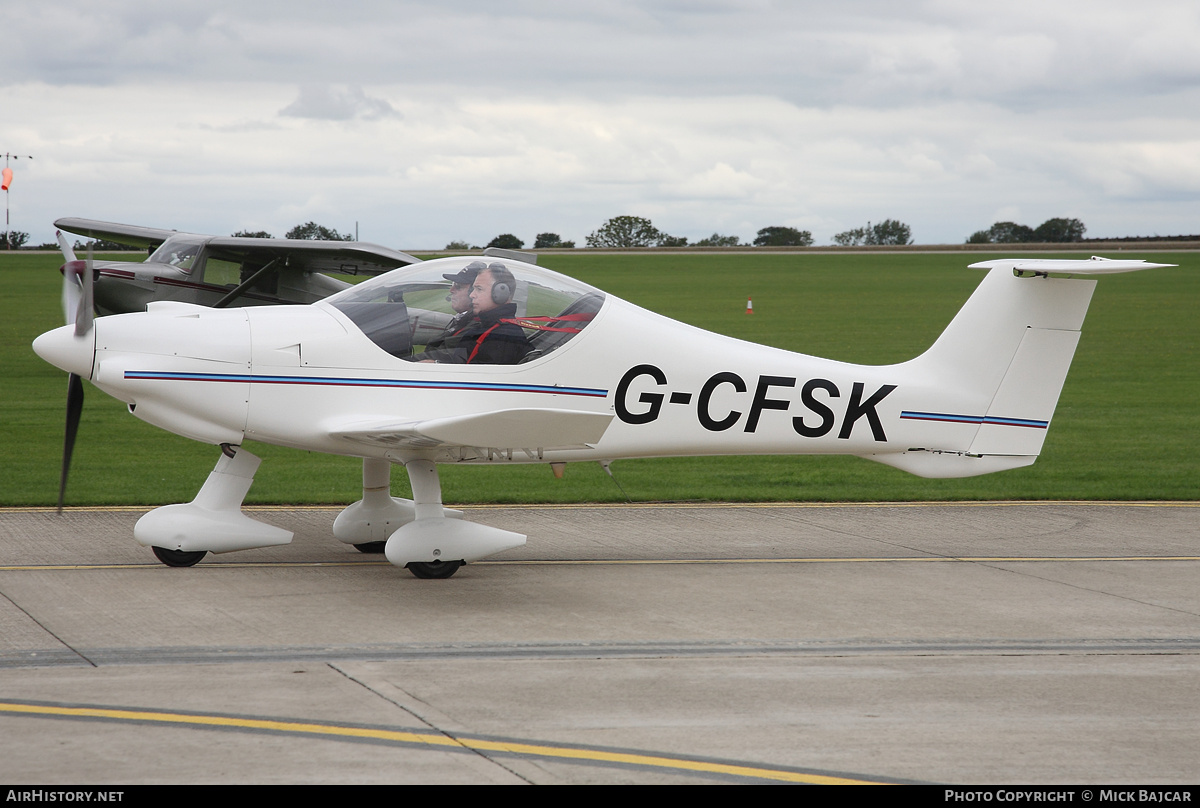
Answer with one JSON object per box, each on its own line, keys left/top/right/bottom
{"left": 152, "top": 547, "right": 208, "bottom": 567}
{"left": 353, "top": 541, "right": 387, "bottom": 554}
{"left": 406, "top": 560, "right": 463, "bottom": 579}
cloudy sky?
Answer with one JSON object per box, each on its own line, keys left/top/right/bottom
{"left": 3, "top": 1, "right": 1198, "bottom": 249}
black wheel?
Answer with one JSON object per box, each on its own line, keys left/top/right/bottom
{"left": 152, "top": 546, "right": 208, "bottom": 567}
{"left": 354, "top": 541, "right": 387, "bottom": 554}
{"left": 406, "top": 560, "right": 463, "bottom": 579}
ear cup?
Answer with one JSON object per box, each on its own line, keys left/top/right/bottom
{"left": 491, "top": 282, "right": 512, "bottom": 303}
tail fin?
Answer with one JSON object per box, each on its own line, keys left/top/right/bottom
{"left": 872, "top": 257, "right": 1173, "bottom": 478}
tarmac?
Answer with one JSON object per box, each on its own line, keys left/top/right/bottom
{"left": 0, "top": 501, "right": 1197, "bottom": 785}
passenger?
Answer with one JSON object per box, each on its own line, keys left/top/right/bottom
{"left": 441, "top": 263, "right": 532, "bottom": 364}
{"left": 409, "top": 262, "right": 485, "bottom": 362}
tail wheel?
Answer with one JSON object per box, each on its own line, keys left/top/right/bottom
{"left": 406, "top": 560, "right": 463, "bottom": 579}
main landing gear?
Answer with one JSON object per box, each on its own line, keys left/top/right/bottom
{"left": 335, "top": 457, "right": 525, "bottom": 579}
{"left": 136, "top": 451, "right": 525, "bottom": 579}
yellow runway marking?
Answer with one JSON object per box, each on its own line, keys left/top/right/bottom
{"left": 0, "top": 701, "right": 883, "bottom": 784}
{"left": 483, "top": 556, "right": 1200, "bottom": 565}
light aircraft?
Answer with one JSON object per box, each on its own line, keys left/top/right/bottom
{"left": 53, "top": 217, "right": 421, "bottom": 316}
{"left": 33, "top": 252, "right": 1173, "bottom": 578}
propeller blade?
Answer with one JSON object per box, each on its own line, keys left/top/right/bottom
{"left": 56, "top": 239, "right": 94, "bottom": 511}
{"left": 61, "top": 261, "right": 83, "bottom": 326}
{"left": 56, "top": 230, "right": 77, "bottom": 264}
{"left": 74, "top": 242, "right": 95, "bottom": 337}
{"left": 57, "top": 372, "right": 85, "bottom": 514}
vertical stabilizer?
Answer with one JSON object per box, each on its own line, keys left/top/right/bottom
{"left": 873, "top": 257, "right": 1171, "bottom": 477}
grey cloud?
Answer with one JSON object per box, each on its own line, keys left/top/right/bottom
{"left": 280, "top": 85, "right": 400, "bottom": 121}
{"left": 3, "top": 1, "right": 1198, "bottom": 116}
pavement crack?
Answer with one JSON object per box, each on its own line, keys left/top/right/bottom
{"left": 964, "top": 561, "right": 1200, "bottom": 620}
{"left": 0, "top": 587, "right": 96, "bottom": 667}
{"left": 327, "top": 662, "right": 534, "bottom": 784}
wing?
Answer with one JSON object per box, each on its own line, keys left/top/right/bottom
{"left": 331, "top": 409, "right": 614, "bottom": 452}
{"left": 203, "top": 237, "right": 420, "bottom": 277}
{"left": 55, "top": 218, "right": 421, "bottom": 276}
{"left": 54, "top": 217, "right": 179, "bottom": 250}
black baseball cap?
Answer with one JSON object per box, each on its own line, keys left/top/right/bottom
{"left": 443, "top": 261, "right": 486, "bottom": 285}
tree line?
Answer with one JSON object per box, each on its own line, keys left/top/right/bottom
{"left": 966, "top": 218, "right": 1085, "bottom": 244}
{"left": 451, "top": 216, "right": 911, "bottom": 250}
{"left": 453, "top": 214, "right": 1101, "bottom": 250}
{"left": 447, "top": 217, "right": 823, "bottom": 250}
{"left": 8, "top": 213, "right": 1161, "bottom": 253}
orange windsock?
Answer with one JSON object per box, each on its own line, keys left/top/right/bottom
{"left": 1, "top": 168, "right": 11, "bottom": 191}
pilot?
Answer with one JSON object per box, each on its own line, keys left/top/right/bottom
{"left": 408, "top": 262, "right": 485, "bottom": 362}
{"left": 435, "top": 263, "right": 531, "bottom": 364}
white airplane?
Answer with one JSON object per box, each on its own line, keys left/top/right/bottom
{"left": 53, "top": 217, "right": 421, "bottom": 315}
{"left": 33, "top": 252, "right": 1172, "bottom": 578}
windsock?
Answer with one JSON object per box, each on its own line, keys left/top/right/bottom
{"left": 1, "top": 168, "right": 11, "bottom": 191}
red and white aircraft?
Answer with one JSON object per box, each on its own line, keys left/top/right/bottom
{"left": 34, "top": 252, "right": 1171, "bottom": 578}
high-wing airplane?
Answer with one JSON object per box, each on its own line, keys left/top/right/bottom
{"left": 53, "top": 217, "right": 421, "bottom": 315}
{"left": 33, "top": 252, "right": 1173, "bottom": 578}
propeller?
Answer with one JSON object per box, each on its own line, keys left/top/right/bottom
{"left": 58, "top": 230, "right": 83, "bottom": 327}
{"left": 55, "top": 239, "right": 95, "bottom": 513}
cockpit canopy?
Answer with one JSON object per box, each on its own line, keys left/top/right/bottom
{"left": 321, "top": 257, "right": 606, "bottom": 365}
{"left": 148, "top": 235, "right": 206, "bottom": 270}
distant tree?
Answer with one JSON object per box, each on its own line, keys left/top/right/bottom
{"left": 232, "top": 229, "right": 274, "bottom": 238}
{"left": 833, "top": 219, "right": 912, "bottom": 247}
{"left": 656, "top": 234, "right": 688, "bottom": 247}
{"left": 1033, "top": 217, "right": 1086, "bottom": 243}
{"left": 694, "top": 233, "right": 741, "bottom": 247}
{"left": 286, "top": 222, "right": 353, "bottom": 241}
{"left": 586, "top": 215, "right": 663, "bottom": 248}
{"left": 444, "top": 240, "right": 473, "bottom": 251}
{"left": 866, "top": 219, "right": 912, "bottom": 245}
{"left": 753, "top": 226, "right": 813, "bottom": 247}
{"left": 986, "top": 222, "right": 1036, "bottom": 243}
{"left": 832, "top": 226, "right": 869, "bottom": 247}
{"left": 3, "top": 230, "right": 29, "bottom": 249}
{"left": 487, "top": 233, "right": 525, "bottom": 250}
{"left": 534, "top": 232, "right": 575, "bottom": 249}
{"left": 967, "top": 219, "right": 1084, "bottom": 244}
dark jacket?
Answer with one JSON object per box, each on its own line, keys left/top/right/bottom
{"left": 430, "top": 303, "right": 532, "bottom": 365}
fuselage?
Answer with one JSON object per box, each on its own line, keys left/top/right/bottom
{"left": 35, "top": 256, "right": 1013, "bottom": 474}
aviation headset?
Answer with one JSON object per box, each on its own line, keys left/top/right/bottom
{"left": 486, "top": 263, "right": 515, "bottom": 304}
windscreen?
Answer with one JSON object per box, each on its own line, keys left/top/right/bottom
{"left": 323, "top": 257, "right": 605, "bottom": 364}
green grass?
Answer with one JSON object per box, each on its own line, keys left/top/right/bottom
{"left": 3, "top": 250, "right": 1196, "bottom": 505}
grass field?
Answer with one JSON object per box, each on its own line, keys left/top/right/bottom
{"left": 3, "top": 250, "right": 1196, "bottom": 505}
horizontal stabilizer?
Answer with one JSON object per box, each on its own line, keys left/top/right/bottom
{"left": 333, "top": 408, "right": 614, "bottom": 451}
{"left": 865, "top": 451, "right": 1036, "bottom": 478}
{"left": 969, "top": 256, "right": 1176, "bottom": 275}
